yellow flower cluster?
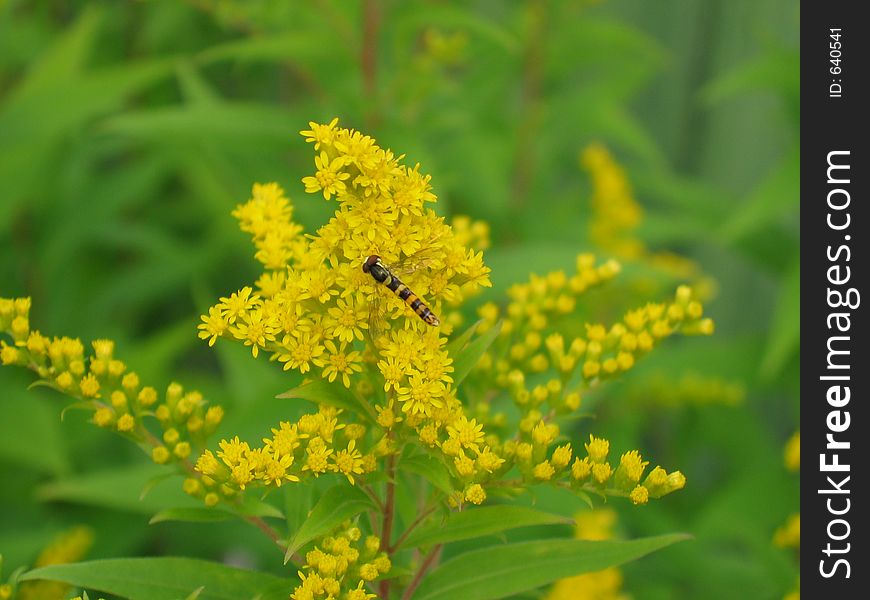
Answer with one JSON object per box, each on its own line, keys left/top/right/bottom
{"left": 581, "top": 143, "right": 645, "bottom": 259}
{"left": 291, "top": 524, "right": 389, "bottom": 600}
{"left": 192, "top": 407, "right": 379, "bottom": 505}
{"left": 0, "top": 298, "right": 223, "bottom": 467}
{"left": 198, "top": 118, "right": 491, "bottom": 398}
{"left": 545, "top": 509, "right": 628, "bottom": 600}
{"left": 471, "top": 266, "right": 713, "bottom": 402}
{"left": 194, "top": 120, "right": 504, "bottom": 503}
{"left": 520, "top": 433, "right": 683, "bottom": 505}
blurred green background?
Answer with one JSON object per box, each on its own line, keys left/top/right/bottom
{"left": 0, "top": 1, "right": 799, "bottom": 598}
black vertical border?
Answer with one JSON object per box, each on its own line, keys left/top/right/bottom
{"left": 802, "top": 3, "right": 868, "bottom": 596}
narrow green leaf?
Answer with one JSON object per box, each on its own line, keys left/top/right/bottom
{"left": 414, "top": 534, "right": 690, "bottom": 600}
{"left": 398, "top": 454, "right": 453, "bottom": 496}
{"left": 185, "top": 586, "right": 205, "bottom": 600}
{"left": 36, "top": 464, "right": 190, "bottom": 514}
{"left": 149, "top": 508, "right": 233, "bottom": 525}
{"left": 446, "top": 319, "right": 482, "bottom": 356}
{"left": 19, "top": 557, "right": 293, "bottom": 600}
{"left": 277, "top": 380, "right": 375, "bottom": 422}
{"left": 0, "top": 391, "right": 69, "bottom": 475}
{"left": 285, "top": 484, "right": 314, "bottom": 533}
{"left": 235, "top": 497, "right": 286, "bottom": 520}
{"left": 284, "top": 485, "right": 375, "bottom": 563}
{"left": 140, "top": 472, "right": 175, "bottom": 501}
{"left": 401, "top": 505, "right": 571, "bottom": 550}
{"left": 450, "top": 320, "right": 502, "bottom": 386}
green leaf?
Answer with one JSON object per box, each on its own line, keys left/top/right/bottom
{"left": 450, "top": 320, "right": 502, "bottom": 386}
{"left": 19, "top": 557, "right": 293, "bottom": 600}
{"left": 414, "top": 534, "right": 690, "bottom": 600}
{"left": 284, "top": 484, "right": 314, "bottom": 533}
{"left": 36, "top": 464, "right": 191, "bottom": 514}
{"left": 400, "top": 505, "right": 570, "bottom": 550}
{"left": 446, "top": 319, "right": 482, "bottom": 356}
{"left": 149, "top": 508, "right": 233, "bottom": 525}
{"left": 140, "top": 472, "right": 175, "bottom": 501}
{"left": 235, "top": 497, "right": 286, "bottom": 520}
{"left": 277, "top": 379, "right": 375, "bottom": 422}
{"left": 398, "top": 454, "right": 453, "bottom": 496}
{"left": 284, "top": 484, "right": 375, "bottom": 563}
{"left": 0, "top": 391, "right": 69, "bottom": 475}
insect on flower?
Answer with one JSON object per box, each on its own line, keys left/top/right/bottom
{"left": 362, "top": 254, "right": 441, "bottom": 328}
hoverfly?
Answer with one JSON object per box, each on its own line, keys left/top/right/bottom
{"left": 362, "top": 254, "right": 441, "bottom": 328}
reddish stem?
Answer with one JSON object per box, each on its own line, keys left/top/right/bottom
{"left": 378, "top": 452, "right": 397, "bottom": 598}
{"left": 400, "top": 545, "right": 442, "bottom": 600}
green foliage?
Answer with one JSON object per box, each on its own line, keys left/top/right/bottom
{"left": 20, "top": 558, "right": 293, "bottom": 600}
{"left": 413, "top": 535, "right": 690, "bottom": 600}
{"left": 399, "top": 505, "right": 570, "bottom": 550}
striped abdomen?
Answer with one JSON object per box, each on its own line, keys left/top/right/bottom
{"left": 363, "top": 256, "right": 440, "bottom": 327}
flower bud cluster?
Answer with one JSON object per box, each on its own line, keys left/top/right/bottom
{"left": 291, "top": 524, "right": 389, "bottom": 600}
{"left": 1, "top": 297, "right": 222, "bottom": 467}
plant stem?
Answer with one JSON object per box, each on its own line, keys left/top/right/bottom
{"left": 378, "top": 452, "right": 397, "bottom": 598}
{"left": 361, "top": 0, "right": 381, "bottom": 128}
{"left": 400, "top": 544, "right": 442, "bottom": 600}
{"left": 390, "top": 504, "right": 437, "bottom": 552}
